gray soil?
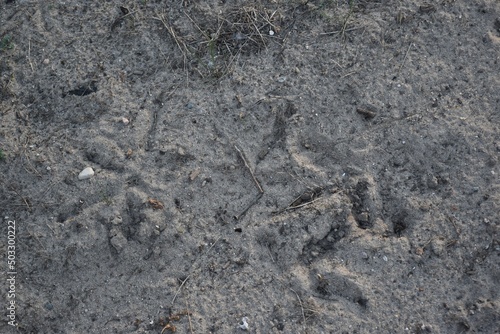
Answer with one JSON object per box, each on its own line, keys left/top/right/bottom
{"left": 1, "top": 0, "right": 499, "bottom": 333}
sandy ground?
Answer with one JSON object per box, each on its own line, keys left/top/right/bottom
{"left": 1, "top": 0, "right": 499, "bottom": 333}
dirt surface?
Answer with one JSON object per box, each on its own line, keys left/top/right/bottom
{"left": 1, "top": 0, "right": 499, "bottom": 333}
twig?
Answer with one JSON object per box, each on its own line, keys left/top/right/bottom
{"left": 9, "top": 186, "right": 31, "bottom": 211}
{"left": 21, "top": 150, "right": 43, "bottom": 178}
{"left": 206, "top": 236, "right": 221, "bottom": 254}
{"left": 234, "top": 145, "right": 264, "bottom": 194}
{"left": 184, "top": 299, "right": 193, "bottom": 334}
{"left": 290, "top": 288, "right": 307, "bottom": 329}
{"left": 285, "top": 197, "right": 322, "bottom": 211}
{"left": 119, "top": 9, "right": 139, "bottom": 20}
{"left": 397, "top": 42, "right": 412, "bottom": 77}
{"left": 271, "top": 197, "right": 323, "bottom": 215}
{"left": 233, "top": 192, "right": 262, "bottom": 221}
{"left": 447, "top": 215, "right": 461, "bottom": 236}
{"left": 319, "top": 26, "right": 362, "bottom": 36}
{"left": 46, "top": 223, "right": 56, "bottom": 235}
{"left": 184, "top": 10, "right": 212, "bottom": 41}
{"left": 340, "top": 1, "right": 355, "bottom": 41}
{"left": 170, "top": 236, "right": 220, "bottom": 306}
{"left": 341, "top": 71, "right": 357, "bottom": 78}
{"left": 28, "top": 39, "right": 34, "bottom": 72}
{"left": 171, "top": 275, "right": 190, "bottom": 306}
{"left": 152, "top": 14, "right": 189, "bottom": 66}
{"left": 42, "top": 181, "right": 57, "bottom": 197}
{"left": 267, "top": 245, "right": 275, "bottom": 263}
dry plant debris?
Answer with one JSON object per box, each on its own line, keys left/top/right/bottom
{"left": 148, "top": 198, "right": 164, "bottom": 210}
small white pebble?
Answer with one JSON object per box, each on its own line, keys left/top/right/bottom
{"left": 269, "top": 30, "right": 274, "bottom": 36}
{"left": 383, "top": 255, "right": 388, "bottom": 262}
{"left": 239, "top": 317, "right": 249, "bottom": 331}
{"left": 122, "top": 117, "right": 129, "bottom": 125}
{"left": 78, "top": 167, "right": 95, "bottom": 180}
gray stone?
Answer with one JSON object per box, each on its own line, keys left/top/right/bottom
{"left": 78, "top": 167, "right": 94, "bottom": 180}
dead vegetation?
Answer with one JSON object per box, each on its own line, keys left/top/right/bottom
{"left": 148, "top": 1, "right": 365, "bottom": 80}
{"left": 153, "top": 2, "right": 287, "bottom": 79}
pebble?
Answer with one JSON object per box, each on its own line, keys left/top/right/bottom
{"left": 189, "top": 169, "right": 201, "bottom": 181}
{"left": 121, "top": 117, "right": 129, "bottom": 125}
{"left": 78, "top": 167, "right": 94, "bottom": 180}
{"left": 109, "top": 228, "right": 127, "bottom": 252}
{"left": 239, "top": 317, "right": 249, "bottom": 331}
{"left": 358, "top": 212, "right": 370, "bottom": 222}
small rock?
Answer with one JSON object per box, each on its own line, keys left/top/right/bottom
{"left": 111, "top": 216, "right": 123, "bottom": 225}
{"left": 43, "top": 58, "right": 50, "bottom": 65}
{"left": 427, "top": 175, "right": 439, "bottom": 189}
{"left": 189, "top": 169, "right": 201, "bottom": 181}
{"left": 110, "top": 230, "right": 128, "bottom": 253}
{"left": 78, "top": 167, "right": 95, "bottom": 180}
{"left": 239, "top": 317, "right": 249, "bottom": 331}
{"left": 358, "top": 212, "right": 370, "bottom": 222}
{"left": 121, "top": 117, "right": 129, "bottom": 125}
{"left": 431, "top": 238, "right": 446, "bottom": 256}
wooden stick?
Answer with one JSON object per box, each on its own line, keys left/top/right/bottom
{"left": 290, "top": 288, "right": 306, "bottom": 329}
{"left": 184, "top": 299, "right": 193, "bottom": 334}
{"left": 9, "top": 186, "right": 31, "bottom": 211}
{"left": 233, "top": 192, "right": 262, "bottom": 221}
{"left": 234, "top": 145, "right": 263, "bottom": 193}
{"left": 28, "top": 39, "right": 34, "bottom": 72}
{"left": 286, "top": 197, "right": 322, "bottom": 211}
{"left": 319, "top": 26, "right": 362, "bottom": 36}
{"left": 397, "top": 42, "right": 412, "bottom": 76}
{"left": 171, "top": 275, "right": 190, "bottom": 305}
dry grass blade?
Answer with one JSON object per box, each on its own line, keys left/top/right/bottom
{"left": 171, "top": 275, "right": 190, "bottom": 306}
{"left": 152, "top": 13, "right": 190, "bottom": 64}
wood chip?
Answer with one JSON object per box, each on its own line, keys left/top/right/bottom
{"left": 148, "top": 198, "right": 164, "bottom": 210}
{"left": 356, "top": 107, "right": 377, "bottom": 119}
{"left": 189, "top": 169, "right": 201, "bottom": 181}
